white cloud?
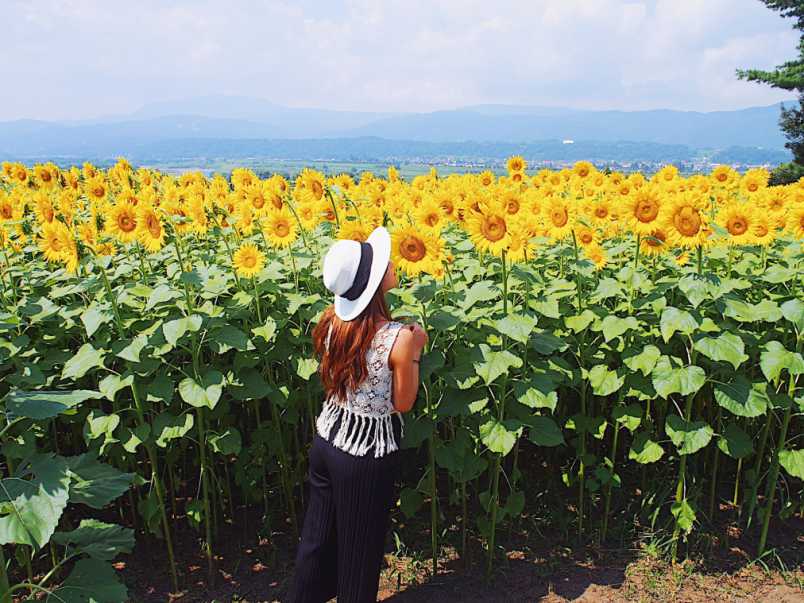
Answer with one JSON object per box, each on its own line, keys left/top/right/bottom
{"left": 0, "top": 0, "right": 797, "bottom": 120}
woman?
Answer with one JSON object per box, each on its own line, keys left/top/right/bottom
{"left": 290, "top": 225, "right": 428, "bottom": 603}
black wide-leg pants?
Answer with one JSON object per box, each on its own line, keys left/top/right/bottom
{"left": 289, "top": 433, "right": 401, "bottom": 603}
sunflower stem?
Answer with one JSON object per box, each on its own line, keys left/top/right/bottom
{"left": 758, "top": 372, "right": 797, "bottom": 555}
{"left": 324, "top": 188, "right": 341, "bottom": 228}
{"left": 251, "top": 276, "right": 263, "bottom": 323}
{"left": 282, "top": 194, "right": 310, "bottom": 250}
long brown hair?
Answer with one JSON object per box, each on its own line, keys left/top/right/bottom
{"left": 312, "top": 288, "right": 392, "bottom": 402}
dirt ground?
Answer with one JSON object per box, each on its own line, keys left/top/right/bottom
{"left": 117, "top": 508, "right": 803, "bottom": 603}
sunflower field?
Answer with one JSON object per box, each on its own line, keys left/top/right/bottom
{"left": 0, "top": 157, "right": 802, "bottom": 600}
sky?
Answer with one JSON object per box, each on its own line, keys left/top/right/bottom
{"left": 1, "top": 0, "right": 799, "bottom": 121}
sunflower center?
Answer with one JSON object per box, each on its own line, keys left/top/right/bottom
{"left": 252, "top": 195, "right": 265, "bottom": 209}
{"left": 636, "top": 199, "right": 660, "bottom": 223}
{"left": 41, "top": 171, "right": 51, "bottom": 182}
{"left": 242, "top": 254, "right": 256, "bottom": 268}
{"left": 1, "top": 205, "right": 12, "bottom": 219}
{"left": 579, "top": 230, "right": 594, "bottom": 245}
{"left": 44, "top": 207, "right": 54, "bottom": 222}
{"left": 673, "top": 206, "right": 701, "bottom": 237}
{"left": 119, "top": 214, "right": 136, "bottom": 232}
{"left": 595, "top": 206, "right": 609, "bottom": 219}
{"left": 726, "top": 216, "right": 748, "bottom": 235}
{"left": 716, "top": 172, "right": 727, "bottom": 182}
{"left": 512, "top": 172, "right": 523, "bottom": 182}
{"left": 550, "top": 207, "right": 569, "bottom": 228}
{"left": 271, "top": 194, "right": 283, "bottom": 210}
{"left": 441, "top": 201, "right": 454, "bottom": 215}
{"left": 747, "top": 182, "right": 758, "bottom": 192}
{"left": 311, "top": 181, "right": 324, "bottom": 200}
{"left": 92, "top": 186, "right": 105, "bottom": 198}
{"left": 425, "top": 214, "right": 439, "bottom": 227}
{"left": 578, "top": 167, "right": 589, "bottom": 178}
{"left": 400, "top": 236, "right": 426, "bottom": 262}
{"left": 481, "top": 215, "right": 507, "bottom": 242}
{"left": 147, "top": 215, "right": 161, "bottom": 238}
{"left": 645, "top": 230, "right": 667, "bottom": 247}
{"left": 274, "top": 220, "right": 290, "bottom": 237}
{"left": 506, "top": 199, "right": 520, "bottom": 214}
{"left": 755, "top": 224, "right": 769, "bottom": 237}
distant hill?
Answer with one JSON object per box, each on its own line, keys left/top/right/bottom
{"left": 0, "top": 96, "right": 790, "bottom": 160}
{"left": 339, "top": 105, "right": 788, "bottom": 148}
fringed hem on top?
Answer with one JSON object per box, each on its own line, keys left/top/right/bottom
{"left": 316, "top": 399, "right": 404, "bottom": 458}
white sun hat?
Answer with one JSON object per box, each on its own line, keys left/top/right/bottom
{"left": 322, "top": 226, "right": 391, "bottom": 321}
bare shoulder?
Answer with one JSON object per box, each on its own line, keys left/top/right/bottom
{"left": 389, "top": 325, "right": 414, "bottom": 366}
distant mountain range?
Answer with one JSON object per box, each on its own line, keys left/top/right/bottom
{"left": 0, "top": 95, "right": 790, "bottom": 161}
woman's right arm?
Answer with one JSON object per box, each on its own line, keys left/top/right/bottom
{"left": 390, "top": 325, "right": 427, "bottom": 413}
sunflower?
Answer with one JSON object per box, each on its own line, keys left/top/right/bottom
{"left": 0, "top": 192, "right": 21, "bottom": 223}
{"left": 506, "top": 156, "right": 527, "bottom": 174}
{"left": 640, "top": 228, "right": 669, "bottom": 256}
{"left": 432, "top": 189, "right": 457, "bottom": 220}
{"left": 478, "top": 171, "right": 495, "bottom": 187}
{"left": 232, "top": 242, "right": 265, "bottom": 278}
{"left": 415, "top": 196, "right": 446, "bottom": 231}
{"left": 675, "top": 251, "right": 690, "bottom": 267}
{"left": 230, "top": 168, "right": 257, "bottom": 191}
{"left": 740, "top": 168, "right": 769, "bottom": 197}
{"left": 710, "top": 165, "right": 736, "bottom": 187}
{"left": 38, "top": 221, "right": 68, "bottom": 263}
{"left": 584, "top": 243, "right": 607, "bottom": 270}
{"left": 38, "top": 220, "right": 77, "bottom": 272}
{"left": 574, "top": 224, "right": 596, "bottom": 247}
{"left": 295, "top": 200, "right": 321, "bottom": 231}
{"left": 327, "top": 173, "right": 352, "bottom": 193}
{"left": 106, "top": 203, "right": 139, "bottom": 243}
{"left": 625, "top": 185, "right": 663, "bottom": 234}
{"left": 786, "top": 202, "right": 804, "bottom": 239}
{"left": 137, "top": 206, "right": 166, "bottom": 252}
{"left": 33, "top": 191, "right": 56, "bottom": 225}
{"left": 716, "top": 203, "right": 756, "bottom": 245}
{"left": 246, "top": 183, "right": 271, "bottom": 216}
{"left": 95, "top": 242, "right": 117, "bottom": 257}
{"left": 499, "top": 188, "right": 524, "bottom": 217}
{"left": 336, "top": 219, "right": 370, "bottom": 241}
{"left": 654, "top": 164, "right": 679, "bottom": 185}
{"left": 589, "top": 198, "right": 612, "bottom": 225}
{"left": 299, "top": 168, "right": 326, "bottom": 201}
{"left": 662, "top": 193, "right": 709, "bottom": 249}
{"left": 762, "top": 187, "right": 789, "bottom": 214}
{"left": 34, "top": 163, "right": 58, "bottom": 190}
{"left": 391, "top": 225, "right": 444, "bottom": 276}
{"left": 542, "top": 198, "right": 575, "bottom": 241}
{"left": 573, "top": 161, "right": 594, "bottom": 179}
{"left": 465, "top": 208, "right": 512, "bottom": 256}
{"left": 14, "top": 164, "right": 29, "bottom": 185}
{"left": 751, "top": 213, "right": 776, "bottom": 246}
{"left": 187, "top": 196, "right": 210, "bottom": 235}
{"left": 506, "top": 230, "right": 533, "bottom": 263}
{"left": 262, "top": 206, "right": 298, "bottom": 248}
{"left": 77, "top": 220, "right": 99, "bottom": 249}
{"left": 84, "top": 176, "right": 108, "bottom": 204}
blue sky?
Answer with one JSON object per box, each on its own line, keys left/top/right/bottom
{"left": 1, "top": 0, "right": 798, "bottom": 121}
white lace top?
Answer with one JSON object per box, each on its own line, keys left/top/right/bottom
{"left": 315, "top": 321, "right": 405, "bottom": 457}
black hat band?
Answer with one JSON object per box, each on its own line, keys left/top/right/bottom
{"left": 342, "top": 242, "right": 373, "bottom": 301}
